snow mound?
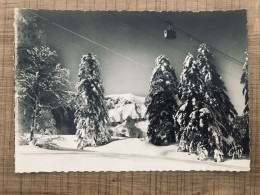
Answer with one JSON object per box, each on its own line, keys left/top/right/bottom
{"left": 90, "top": 138, "right": 169, "bottom": 156}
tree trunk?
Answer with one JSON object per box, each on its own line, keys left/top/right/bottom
{"left": 30, "top": 101, "right": 38, "bottom": 141}
{"left": 30, "top": 112, "right": 36, "bottom": 141}
{"left": 30, "top": 125, "right": 34, "bottom": 141}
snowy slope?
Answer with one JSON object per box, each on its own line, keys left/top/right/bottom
{"left": 16, "top": 135, "right": 250, "bottom": 172}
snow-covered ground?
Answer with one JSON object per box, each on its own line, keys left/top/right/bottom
{"left": 15, "top": 135, "right": 250, "bottom": 172}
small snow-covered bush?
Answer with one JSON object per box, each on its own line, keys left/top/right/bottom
{"left": 18, "top": 134, "right": 30, "bottom": 145}
{"left": 34, "top": 136, "right": 63, "bottom": 150}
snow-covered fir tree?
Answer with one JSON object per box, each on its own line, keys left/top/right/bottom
{"left": 238, "top": 52, "right": 249, "bottom": 154}
{"left": 241, "top": 52, "right": 249, "bottom": 114}
{"left": 176, "top": 44, "right": 238, "bottom": 156}
{"left": 195, "top": 44, "right": 237, "bottom": 154}
{"left": 175, "top": 53, "right": 205, "bottom": 152}
{"left": 16, "top": 46, "right": 70, "bottom": 141}
{"left": 74, "top": 53, "right": 111, "bottom": 148}
{"left": 145, "top": 54, "right": 178, "bottom": 145}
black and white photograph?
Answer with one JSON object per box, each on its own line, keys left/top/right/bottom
{"left": 14, "top": 9, "right": 249, "bottom": 172}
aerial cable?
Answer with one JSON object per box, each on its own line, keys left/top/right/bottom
{"left": 151, "top": 13, "right": 244, "bottom": 67}
{"left": 26, "top": 10, "right": 151, "bottom": 70}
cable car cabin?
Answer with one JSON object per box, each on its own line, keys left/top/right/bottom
{"left": 164, "top": 29, "right": 176, "bottom": 39}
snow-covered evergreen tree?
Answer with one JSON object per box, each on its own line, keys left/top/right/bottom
{"left": 197, "top": 44, "right": 237, "bottom": 120}
{"left": 241, "top": 52, "right": 249, "bottom": 114}
{"left": 239, "top": 52, "right": 249, "bottom": 154}
{"left": 145, "top": 54, "right": 178, "bottom": 145}
{"left": 176, "top": 53, "right": 205, "bottom": 151}
{"left": 176, "top": 44, "right": 237, "bottom": 155}
{"left": 16, "top": 46, "right": 70, "bottom": 141}
{"left": 74, "top": 53, "right": 110, "bottom": 148}
{"left": 196, "top": 44, "right": 237, "bottom": 154}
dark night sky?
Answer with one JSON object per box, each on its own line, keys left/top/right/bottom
{"left": 20, "top": 9, "right": 248, "bottom": 115}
